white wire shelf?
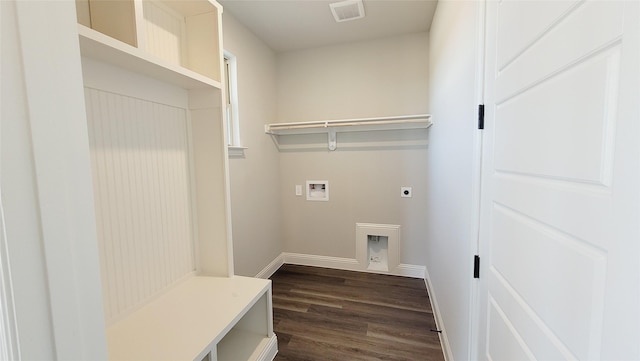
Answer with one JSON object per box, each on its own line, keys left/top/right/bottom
{"left": 264, "top": 114, "right": 432, "bottom": 150}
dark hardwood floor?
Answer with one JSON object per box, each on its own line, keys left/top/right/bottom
{"left": 270, "top": 264, "right": 445, "bottom": 361}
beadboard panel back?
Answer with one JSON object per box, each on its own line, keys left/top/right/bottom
{"left": 142, "top": 1, "right": 185, "bottom": 66}
{"left": 85, "top": 87, "right": 196, "bottom": 324}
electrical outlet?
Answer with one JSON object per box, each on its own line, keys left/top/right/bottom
{"left": 295, "top": 185, "right": 302, "bottom": 196}
{"left": 401, "top": 187, "right": 412, "bottom": 198}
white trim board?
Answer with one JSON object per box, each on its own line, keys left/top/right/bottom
{"left": 424, "top": 265, "right": 453, "bottom": 361}
{"left": 254, "top": 253, "right": 426, "bottom": 279}
{"left": 255, "top": 252, "right": 426, "bottom": 279}
{"left": 256, "top": 334, "right": 278, "bottom": 361}
{"left": 255, "top": 254, "right": 284, "bottom": 280}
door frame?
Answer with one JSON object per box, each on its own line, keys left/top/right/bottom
{"left": 468, "top": 0, "right": 487, "bottom": 359}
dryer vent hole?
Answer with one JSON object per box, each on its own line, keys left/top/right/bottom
{"left": 367, "top": 235, "right": 389, "bottom": 271}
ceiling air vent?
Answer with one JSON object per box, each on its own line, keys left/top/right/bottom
{"left": 330, "top": 0, "right": 365, "bottom": 22}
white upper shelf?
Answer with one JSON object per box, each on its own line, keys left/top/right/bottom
{"left": 265, "top": 114, "right": 432, "bottom": 135}
{"left": 78, "top": 25, "right": 222, "bottom": 90}
{"left": 265, "top": 114, "right": 432, "bottom": 150}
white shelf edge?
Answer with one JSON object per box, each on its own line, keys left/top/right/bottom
{"left": 228, "top": 145, "right": 248, "bottom": 158}
{"left": 274, "top": 138, "right": 429, "bottom": 152}
{"left": 265, "top": 114, "right": 432, "bottom": 133}
{"left": 78, "top": 24, "right": 222, "bottom": 90}
{"left": 264, "top": 114, "right": 432, "bottom": 150}
{"left": 217, "top": 329, "right": 277, "bottom": 361}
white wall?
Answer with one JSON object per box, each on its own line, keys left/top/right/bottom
{"left": 277, "top": 33, "right": 429, "bottom": 122}
{"left": 276, "top": 33, "right": 430, "bottom": 267}
{"left": 426, "top": 1, "right": 482, "bottom": 360}
{"left": 222, "top": 13, "right": 283, "bottom": 277}
{"left": 2, "top": 2, "right": 56, "bottom": 357}
{"left": 2, "top": 1, "right": 107, "bottom": 358}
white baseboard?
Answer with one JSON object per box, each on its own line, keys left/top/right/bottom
{"left": 256, "top": 252, "right": 426, "bottom": 280}
{"left": 282, "top": 252, "right": 425, "bottom": 279}
{"left": 255, "top": 254, "right": 285, "bottom": 279}
{"left": 257, "top": 334, "right": 278, "bottom": 361}
{"left": 283, "top": 252, "right": 361, "bottom": 271}
{"left": 396, "top": 263, "right": 427, "bottom": 278}
{"left": 424, "top": 266, "right": 453, "bottom": 361}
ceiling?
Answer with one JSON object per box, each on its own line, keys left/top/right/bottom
{"left": 218, "top": 0, "right": 438, "bottom": 53}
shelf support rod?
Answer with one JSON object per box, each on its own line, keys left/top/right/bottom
{"left": 328, "top": 128, "right": 337, "bottom": 151}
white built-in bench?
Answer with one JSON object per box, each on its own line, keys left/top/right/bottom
{"left": 106, "top": 276, "right": 278, "bottom": 361}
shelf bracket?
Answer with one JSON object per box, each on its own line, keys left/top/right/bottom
{"left": 328, "top": 128, "right": 337, "bottom": 151}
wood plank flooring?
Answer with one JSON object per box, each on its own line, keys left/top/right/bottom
{"left": 270, "top": 264, "right": 445, "bottom": 361}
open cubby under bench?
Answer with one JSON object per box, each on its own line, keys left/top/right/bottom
{"left": 106, "top": 276, "right": 277, "bottom": 361}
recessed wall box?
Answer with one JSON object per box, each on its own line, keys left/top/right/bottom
{"left": 356, "top": 223, "right": 400, "bottom": 273}
{"left": 306, "top": 180, "right": 329, "bottom": 201}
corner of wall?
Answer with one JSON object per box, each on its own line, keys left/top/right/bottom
{"left": 424, "top": 265, "right": 454, "bottom": 361}
{"left": 223, "top": 9, "right": 283, "bottom": 278}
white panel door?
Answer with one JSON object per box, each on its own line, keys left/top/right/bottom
{"left": 478, "top": 1, "right": 639, "bottom": 360}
